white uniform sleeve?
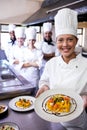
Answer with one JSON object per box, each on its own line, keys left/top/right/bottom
{"left": 35, "top": 50, "right": 43, "bottom": 69}
{"left": 8, "top": 46, "right": 16, "bottom": 64}
{"left": 39, "top": 62, "right": 49, "bottom": 88}
{"left": 34, "top": 42, "right": 42, "bottom": 50}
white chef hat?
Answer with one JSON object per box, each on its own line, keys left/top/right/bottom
{"left": 54, "top": 8, "right": 78, "bottom": 38}
{"left": 43, "top": 22, "right": 52, "bottom": 33}
{"left": 8, "top": 24, "right": 16, "bottom": 32}
{"left": 15, "top": 27, "right": 25, "bottom": 38}
{"left": 25, "top": 27, "right": 36, "bottom": 40}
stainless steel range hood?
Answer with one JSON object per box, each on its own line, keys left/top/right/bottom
{"left": 23, "top": 0, "right": 87, "bottom": 26}
{"left": 0, "top": 60, "right": 36, "bottom": 100}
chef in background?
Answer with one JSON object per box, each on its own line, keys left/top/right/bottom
{"left": 35, "top": 22, "right": 59, "bottom": 76}
{"left": 9, "top": 27, "right": 26, "bottom": 73}
{"left": 5, "top": 24, "right": 17, "bottom": 60}
{"left": 19, "top": 27, "right": 43, "bottom": 89}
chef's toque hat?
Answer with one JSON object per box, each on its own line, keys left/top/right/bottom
{"left": 25, "top": 27, "right": 36, "bottom": 40}
{"left": 54, "top": 8, "right": 78, "bottom": 38}
{"left": 8, "top": 24, "right": 16, "bottom": 32}
{"left": 43, "top": 22, "right": 52, "bottom": 33}
{"left": 15, "top": 27, "right": 25, "bottom": 38}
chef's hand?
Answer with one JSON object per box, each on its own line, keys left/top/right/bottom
{"left": 13, "top": 60, "right": 19, "bottom": 64}
{"left": 81, "top": 95, "right": 87, "bottom": 108}
{"left": 35, "top": 85, "right": 49, "bottom": 98}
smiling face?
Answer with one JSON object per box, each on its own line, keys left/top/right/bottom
{"left": 43, "top": 31, "right": 52, "bottom": 41}
{"left": 17, "top": 37, "right": 25, "bottom": 47}
{"left": 56, "top": 34, "right": 78, "bottom": 63}
{"left": 27, "top": 39, "right": 36, "bottom": 49}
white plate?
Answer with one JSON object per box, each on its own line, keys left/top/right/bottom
{"left": 34, "top": 89, "right": 83, "bottom": 122}
{"left": 0, "top": 104, "right": 8, "bottom": 114}
{"left": 0, "top": 122, "right": 19, "bottom": 130}
{"left": 9, "top": 96, "right": 35, "bottom": 112}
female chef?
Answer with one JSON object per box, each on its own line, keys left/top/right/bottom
{"left": 36, "top": 8, "right": 87, "bottom": 130}
{"left": 20, "top": 27, "right": 43, "bottom": 89}
{"left": 9, "top": 27, "right": 26, "bottom": 73}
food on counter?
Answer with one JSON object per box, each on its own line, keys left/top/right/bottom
{"left": 15, "top": 98, "right": 32, "bottom": 108}
{"left": 0, "top": 125, "right": 15, "bottom": 130}
{"left": 0, "top": 105, "right": 6, "bottom": 113}
{"left": 45, "top": 94, "right": 71, "bottom": 113}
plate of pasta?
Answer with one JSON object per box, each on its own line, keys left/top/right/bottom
{"left": 34, "top": 89, "right": 83, "bottom": 122}
{"left": 0, "top": 122, "right": 19, "bottom": 130}
{"left": 9, "top": 96, "right": 35, "bottom": 112}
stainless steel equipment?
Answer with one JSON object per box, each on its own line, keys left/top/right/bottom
{"left": 0, "top": 60, "right": 35, "bottom": 100}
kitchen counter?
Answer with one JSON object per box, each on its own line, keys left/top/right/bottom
{"left": 0, "top": 60, "right": 35, "bottom": 100}
{"left": 0, "top": 98, "right": 66, "bottom": 130}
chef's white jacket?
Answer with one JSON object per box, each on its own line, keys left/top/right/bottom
{"left": 19, "top": 48, "right": 43, "bottom": 87}
{"left": 39, "top": 53, "right": 87, "bottom": 129}
{"left": 39, "top": 54, "right": 87, "bottom": 95}
{"left": 9, "top": 44, "right": 26, "bottom": 73}
{"left": 35, "top": 41, "right": 60, "bottom": 76}
{"left": 4, "top": 38, "right": 17, "bottom": 61}
{"left": 35, "top": 41, "right": 59, "bottom": 56}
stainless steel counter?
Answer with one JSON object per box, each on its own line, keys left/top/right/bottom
{"left": 0, "top": 60, "right": 35, "bottom": 100}
{"left": 0, "top": 99, "right": 66, "bottom": 130}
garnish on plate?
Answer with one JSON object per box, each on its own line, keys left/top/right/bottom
{"left": 0, "top": 125, "right": 15, "bottom": 130}
{"left": 15, "top": 98, "right": 32, "bottom": 109}
{"left": 45, "top": 94, "right": 71, "bottom": 113}
{"left": 0, "top": 105, "right": 6, "bottom": 113}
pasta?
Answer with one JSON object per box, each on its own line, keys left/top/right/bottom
{"left": 46, "top": 94, "right": 71, "bottom": 113}
{"left": 15, "top": 98, "right": 32, "bottom": 108}
{"left": 0, "top": 125, "right": 15, "bottom": 130}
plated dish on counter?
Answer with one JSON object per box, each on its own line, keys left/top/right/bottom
{"left": 0, "top": 104, "right": 8, "bottom": 115}
{"left": 34, "top": 89, "right": 83, "bottom": 122}
{"left": 9, "top": 96, "right": 35, "bottom": 112}
{"left": 0, "top": 122, "right": 19, "bottom": 130}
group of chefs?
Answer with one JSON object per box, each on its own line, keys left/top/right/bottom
{"left": 5, "top": 22, "right": 59, "bottom": 89}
